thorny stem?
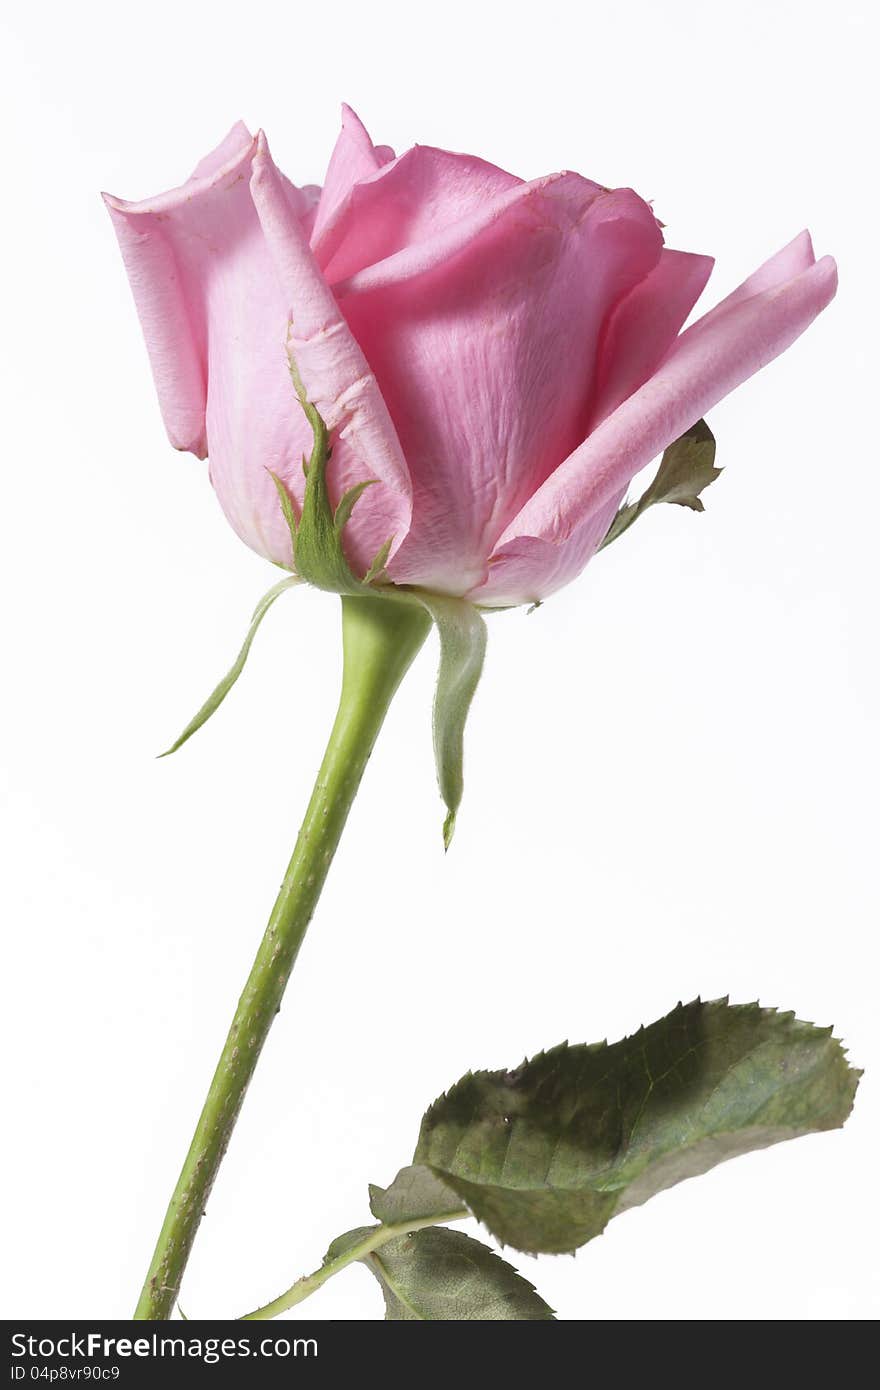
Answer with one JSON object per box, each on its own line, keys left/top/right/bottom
{"left": 134, "top": 595, "right": 431, "bottom": 1319}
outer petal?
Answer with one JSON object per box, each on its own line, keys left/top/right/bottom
{"left": 478, "top": 238, "right": 837, "bottom": 604}
{"left": 103, "top": 123, "right": 258, "bottom": 457}
{"left": 334, "top": 178, "right": 663, "bottom": 593}
{"left": 469, "top": 493, "right": 625, "bottom": 607}
{"left": 310, "top": 104, "right": 394, "bottom": 249}
{"left": 105, "top": 129, "right": 319, "bottom": 565}
{"left": 250, "top": 132, "right": 413, "bottom": 570}
{"left": 689, "top": 229, "right": 816, "bottom": 335}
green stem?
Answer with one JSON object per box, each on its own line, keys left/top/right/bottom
{"left": 134, "top": 594, "right": 431, "bottom": 1319}
{"left": 241, "top": 1210, "right": 468, "bottom": 1320}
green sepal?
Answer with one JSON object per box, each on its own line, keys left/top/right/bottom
{"left": 415, "top": 997, "right": 860, "bottom": 1256}
{"left": 413, "top": 594, "right": 487, "bottom": 848}
{"left": 334, "top": 480, "right": 376, "bottom": 534}
{"left": 280, "top": 354, "right": 487, "bottom": 842}
{"left": 600, "top": 418, "right": 721, "bottom": 549}
{"left": 268, "top": 471, "right": 299, "bottom": 553}
{"left": 362, "top": 1227, "right": 555, "bottom": 1321}
{"left": 363, "top": 536, "right": 393, "bottom": 586}
{"left": 287, "top": 353, "right": 368, "bottom": 595}
{"left": 158, "top": 575, "right": 301, "bottom": 756}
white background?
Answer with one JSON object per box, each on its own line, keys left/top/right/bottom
{"left": 2, "top": 0, "right": 877, "bottom": 1322}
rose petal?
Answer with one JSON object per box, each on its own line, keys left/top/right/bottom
{"left": 315, "top": 143, "right": 522, "bottom": 285}
{"left": 104, "top": 124, "right": 259, "bottom": 459}
{"left": 105, "top": 129, "right": 317, "bottom": 565}
{"left": 190, "top": 120, "right": 254, "bottom": 180}
{"left": 310, "top": 104, "right": 394, "bottom": 249}
{"left": 589, "top": 248, "right": 714, "bottom": 428}
{"left": 334, "top": 178, "right": 662, "bottom": 593}
{"left": 250, "top": 132, "right": 413, "bottom": 570}
{"left": 469, "top": 492, "right": 625, "bottom": 607}
{"left": 484, "top": 238, "right": 837, "bottom": 603}
{"left": 689, "top": 229, "right": 816, "bottom": 335}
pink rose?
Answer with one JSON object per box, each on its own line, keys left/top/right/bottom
{"left": 105, "top": 106, "right": 836, "bottom": 606}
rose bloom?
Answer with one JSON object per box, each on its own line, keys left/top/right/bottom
{"left": 105, "top": 107, "right": 836, "bottom": 606}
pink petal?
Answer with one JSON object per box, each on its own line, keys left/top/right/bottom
{"left": 589, "top": 248, "right": 714, "bottom": 428}
{"left": 105, "top": 129, "right": 317, "bottom": 566}
{"left": 190, "top": 120, "right": 254, "bottom": 180}
{"left": 310, "top": 105, "right": 394, "bottom": 249}
{"left": 690, "top": 229, "right": 816, "bottom": 335}
{"left": 469, "top": 493, "right": 625, "bottom": 607}
{"left": 481, "top": 238, "right": 837, "bottom": 603}
{"left": 103, "top": 124, "right": 258, "bottom": 461}
{"left": 250, "top": 132, "right": 412, "bottom": 571}
{"left": 334, "top": 177, "right": 662, "bottom": 593}
{"left": 315, "top": 143, "right": 522, "bottom": 285}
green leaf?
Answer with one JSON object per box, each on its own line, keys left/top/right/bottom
{"left": 368, "top": 1165, "right": 464, "bottom": 1226}
{"left": 600, "top": 418, "right": 721, "bottom": 549}
{"left": 415, "top": 998, "right": 860, "bottom": 1255}
{"left": 287, "top": 350, "right": 369, "bottom": 595}
{"left": 159, "top": 575, "right": 301, "bottom": 756}
{"left": 316, "top": 1172, "right": 552, "bottom": 1319}
{"left": 362, "top": 1227, "right": 555, "bottom": 1321}
{"left": 414, "top": 594, "right": 487, "bottom": 848}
